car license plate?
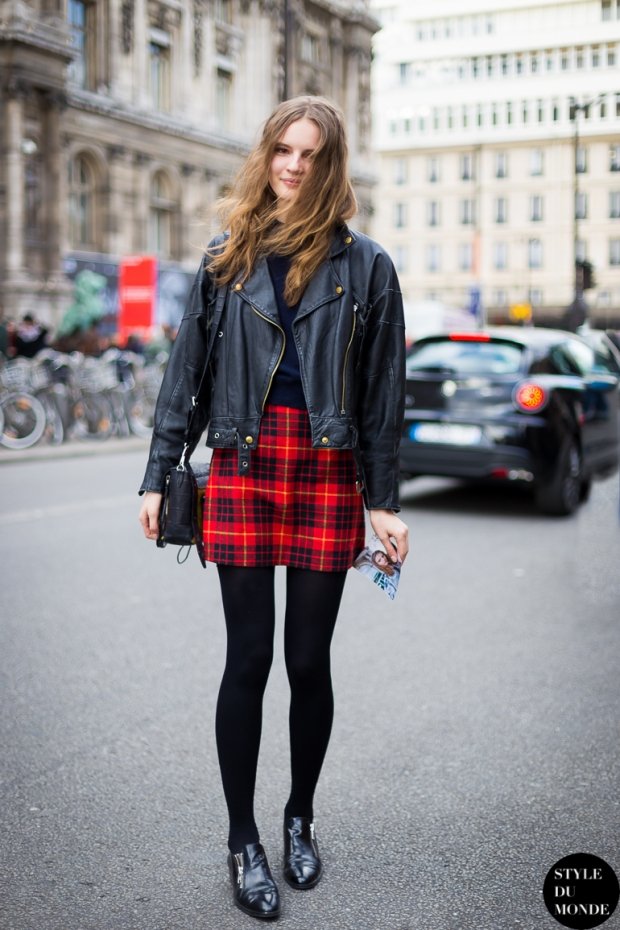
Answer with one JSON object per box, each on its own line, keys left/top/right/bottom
{"left": 409, "top": 423, "right": 482, "bottom": 445}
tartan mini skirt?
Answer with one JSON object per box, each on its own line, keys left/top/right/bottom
{"left": 202, "top": 404, "right": 366, "bottom": 571}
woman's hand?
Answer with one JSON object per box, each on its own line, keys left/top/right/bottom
{"left": 139, "top": 492, "right": 163, "bottom": 541}
{"left": 369, "top": 509, "right": 409, "bottom": 565}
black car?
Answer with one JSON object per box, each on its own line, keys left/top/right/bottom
{"left": 400, "top": 326, "right": 620, "bottom": 515}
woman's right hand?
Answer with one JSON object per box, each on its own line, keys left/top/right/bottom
{"left": 139, "top": 492, "right": 163, "bottom": 541}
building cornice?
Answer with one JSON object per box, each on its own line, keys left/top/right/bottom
{"left": 66, "top": 89, "right": 253, "bottom": 156}
{"left": 0, "top": 2, "right": 73, "bottom": 61}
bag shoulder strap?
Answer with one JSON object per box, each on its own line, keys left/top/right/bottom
{"left": 180, "top": 280, "right": 227, "bottom": 458}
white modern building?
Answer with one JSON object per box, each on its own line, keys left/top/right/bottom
{"left": 370, "top": 0, "right": 620, "bottom": 329}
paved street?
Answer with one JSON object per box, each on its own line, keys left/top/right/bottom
{"left": 1, "top": 442, "right": 619, "bottom": 930}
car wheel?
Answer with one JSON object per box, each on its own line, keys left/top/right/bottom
{"left": 535, "top": 438, "right": 582, "bottom": 516}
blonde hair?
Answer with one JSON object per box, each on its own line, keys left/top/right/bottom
{"left": 207, "top": 95, "right": 357, "bottom": 305}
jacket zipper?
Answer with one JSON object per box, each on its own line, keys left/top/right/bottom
{"left": 341, "top": 302, "right": 358, "bottom": 414}
{"left": 249, "top": 304, "right": 286, "bottom": 411}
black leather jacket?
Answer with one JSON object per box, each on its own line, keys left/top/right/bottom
{"left": 140, "top": 225, "right": 406, "bottom": 511}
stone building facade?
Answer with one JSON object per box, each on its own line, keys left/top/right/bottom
{"left": 0, "top": 0, "right": 377, "bottom": 328}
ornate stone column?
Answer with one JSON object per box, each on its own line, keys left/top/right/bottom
{"left": 105, "top": 144, "right": 127, "bottom": 258}
{"left": 41, "top": 90, "right": 65, "bottom": 278}
{"left": 133, "top": 152, "right": 151, "bottom": 253}
{"left": 4, "top": 85, "right": 26, "bottom": 278}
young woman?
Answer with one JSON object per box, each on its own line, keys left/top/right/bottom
{"left": 139, "top": 95, "right": 408, "bottom": 921}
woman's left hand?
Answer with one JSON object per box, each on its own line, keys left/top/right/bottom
{"left": 369, "top": 509, "right": 409, "bottom": 565}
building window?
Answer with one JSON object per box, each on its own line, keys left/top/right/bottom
{"left": 592, "top": 45, "right": 601, "bottom": 67}
{"left": 398, "top": 62, "right": 410, "bottom": 84}
{"left": 528, "top": 287, "right": 543, "bottom": 306}
{"left": 545, "top": 49, "right": 554, "bottom": 71}
{"left": 493, "top": 242, "right": 508, "bottom": 270}
{"left": 149, "top": 171, "right": 176, "bottom": 259}
{"left": 427, "top": 156, "right": 440, "bottom": 183}
{"left": 611, "top": 144, "right": 620, "bottom": 171}
{"left": 530, "top": 52, "right": 540, "bottom": 73}
{"left": 610, "top": 192, "right": 620, "bottom": 218}
{"left": 537, "top": 99, "right": 544, "bottom": 122}
{"left": 575, "top": 192, "right": 588, "bottom": 219}
{"left": 393, "top": 245, "right": 408, "bottom": 274}
{"left": 476, "top": 105, "right": 483, "bottom": 128}
{"left": 68, "top": 0, "right": 95, "bottom": 88}
{"left": 610, "top": 239, "right": 620, "bottom": 265}
{"left": 426, "top": 244, "right": 441, "bottom": 272}
{"left": 460, "top": 153, "right": 475, "bottom": 180}
{"left": 302, "top": 33, "right": 321, "bottom": 65}
{"left": 522, "top": 100, "right": 529, "bottom": 123}
{"left": 393, "top": 158, "right": 408, "bottom": 185}
{"left": 528, "top": 238, "right": 543, "bottom": 269}
{"left": 576, "top": 146, "right": 588, "bottom": 173}
{"left": 216, "top": 67, "right": 233, "bottom": 129}
{"left": 215, "top": 0, "right": 233, "bottom": 23}
{"left": 530, "top": 195, "right": 544, "bottom": 222}
{"left": 460, "top": 199, "right": 476, "bottom": 225}
{"left": 150, "top": 35, "right": 171, "bottom": 111}
{"left": 24, "top": 148, "right": 43, "bottom": 249}
{"left": 501, "top": 54, "right": 508, "bottom": 74}
{"left": 530, "top": 148, "right": 544, "bottom": 176}
{"left": 576, "top": 47, "right": 584, "bottom": 68}
{"left": 608, "top": 44, "right": 617, "bottom": 66}
{"left": 561, "top": 48, "right": 570, "bottom": 70}
{"left": 427, "top": 201, "right": 440, "bottom": 226}
{"left": 576, "top": 239, "right": 587, "bottom": 262}
{"left": 458, "top": 242, "right": 473, "bottom": 271}
{"left": 552, "top": 99, "right": 560, "bottom": 121}
{"left": 494, "top": 197, "right": 508, "bottom": 224}
{"left": 394, "top": 202, "right": 407, "bottom": 228}
{"left": 506, "top": 101, "right": 513, "bottom": 124}
{"left": 601, "top": 0, "right": 618, "bottom": 20}
{"left": 494, "top": 289, "right": 508, "bottom": 307}
{"left": 495, "top": 152, "right": 508, "bottom": 178}
{"left": 68, "top": 152, "right": 98, "bottom": 248}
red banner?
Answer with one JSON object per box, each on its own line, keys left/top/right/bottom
{"left": 118, "top": 256, "right": 157, "bottom": 340}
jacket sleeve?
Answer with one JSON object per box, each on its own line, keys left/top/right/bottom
{"left": 139, "top": 257, "right": 214, "bottom": 494}
{"left": 355, "top": 250, "right": 406, "bottom": 512}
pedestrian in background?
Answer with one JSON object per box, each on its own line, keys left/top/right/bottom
{"left": 139, "top": 95, "right": 408, "bottom": 921}
{"left": 14, "top": 314, "right": 48, "bottom": 358}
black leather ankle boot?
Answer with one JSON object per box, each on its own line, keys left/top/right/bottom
{"left": 283, "top": 816, "right": 322, "bottom": 890}
{"left": 228, "top": 842, "right": 281, "bottom": 919}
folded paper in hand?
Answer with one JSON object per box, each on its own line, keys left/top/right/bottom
{"left": 353, "top": 537, "right": 401, "bottom": 600}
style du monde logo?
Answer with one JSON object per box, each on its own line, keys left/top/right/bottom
{"left": 543, "top": 853, "right": 619, "bottom": 929}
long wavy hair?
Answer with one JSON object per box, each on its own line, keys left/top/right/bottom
{"left": 206, "top": 95, "right": 357, "bottom": 305}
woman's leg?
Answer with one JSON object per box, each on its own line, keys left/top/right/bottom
{"left": 216, "top": 565, "right": 276, "bottom": 852}
{"left": 283, "top": 567, "right": 348, "bottom": 820}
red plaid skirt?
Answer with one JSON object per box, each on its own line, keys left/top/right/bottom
{"left": 202, "top": 405, "right": 365, "bottom": 571}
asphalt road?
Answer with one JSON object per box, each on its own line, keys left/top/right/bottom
{"left": 1, "top": 442, "right": 619, "bottom": 930}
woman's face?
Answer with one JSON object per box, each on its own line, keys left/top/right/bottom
{"left": 373, "top": 551, "right": 389, "bottom": 568}
{"left": 269, "top": 118, "right": 320, "bottom": 202}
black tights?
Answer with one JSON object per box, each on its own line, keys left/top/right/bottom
{"left": 215, "top": 565, "right": 347, "bottom": 852}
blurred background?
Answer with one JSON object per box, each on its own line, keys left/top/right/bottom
{"left": 1, "top": 0, "right": 619, "bottom": 347}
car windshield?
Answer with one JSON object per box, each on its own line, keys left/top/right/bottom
{"left": 406, "top": 339, "right": 524, "bottom": 376}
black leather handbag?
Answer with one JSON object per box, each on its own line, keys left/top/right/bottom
{"left": 157, "top": 458, "right": 210, "bottom": 566}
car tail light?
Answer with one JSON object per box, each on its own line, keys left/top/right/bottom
{"left": 513, "top": 381, "right": 547, "bottom": 413}
{"left": 448, "top": 332, "right": 491, "bottom": 342}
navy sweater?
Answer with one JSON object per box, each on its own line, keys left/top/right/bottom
{"left": 265, "top": 254, "right": 306, "bottom": 409}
